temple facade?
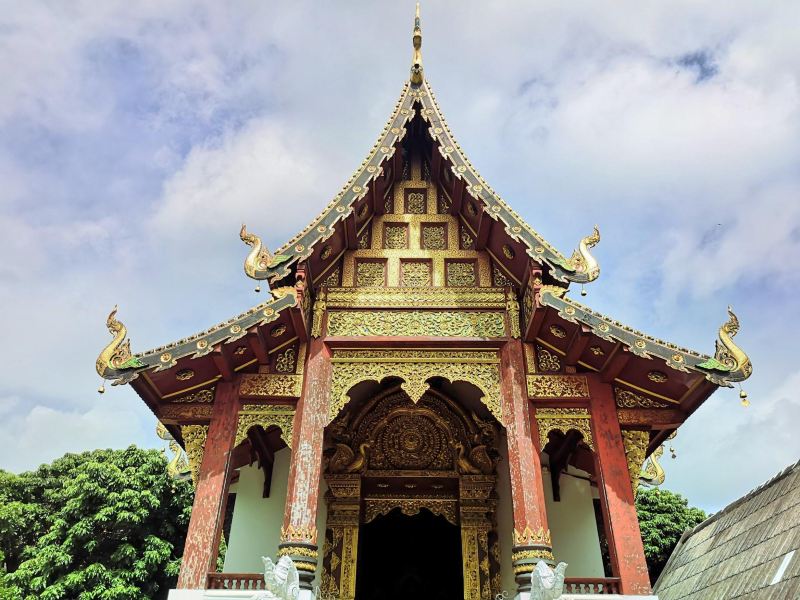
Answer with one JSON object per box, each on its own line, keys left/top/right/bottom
{"left": 96, "top": 7, "right": 752, "bottom": 600}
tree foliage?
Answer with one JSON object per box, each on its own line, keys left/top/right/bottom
{"left": 636, "top": 487, "right": 707, "bottom": 583}
{"left": 0, "top": 446, "right": 193, "bottom": 600}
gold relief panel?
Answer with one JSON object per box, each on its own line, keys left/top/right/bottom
{"left": 325, "top": 286, "right": 507, "bottom": 309}
{"left": 421, "top": 223, "right": 447, "bottom": 250}
{"left": 446, "top": 260, "right": 477, "bottom": 287}
{"left": 329, "top": 349, "right": 503, "bottom": 424}
{"left": 363, "top": 497, "right": 458, "bottom": 526}
{"left": 492, "top": 264, "right": 513, "bottom": 288}
{"left": 181, "top": 424, "right": 208, "bottom": 486}
{"left": 536, "top": 345, "right": 562, "bottom": 372}
{"left": 322, "top": 265, "right": 341, "bottom": 287}
{"left": 460, "top": 224, "right": 475, "bottom": 250}
{"left": 236, "top": 404, "right": 295, "bottom": 448}
{"left": 326, "top": 310, "right": 506, "bottom": 338}
{"left": 622, "top": 430, "right": 649, "bottom": 498}
{"left": 400, "top": 260, "right": 432, "bottom": 287}
{"left": 536, "top": 407, "right": 594, "bottom": 450}
{"left": 383, "top": 223, "right": 409, "bottom": 249}
{"left": 355, "top": 260, "right": 386, "bottom": 287}
{"left": 274, "top": 346, "right": 296, "bottom": 373}
{"left": 240, "top": 373, "right": 303, "bottom": 398}
{"left": 405, "top": 190, "right": 427, "bottom": 214}
{"left": 614, "top": 387, "right": 672, "bottom": 408}
{"left": 527, "top": 375, "right": 589, "bottom": 399}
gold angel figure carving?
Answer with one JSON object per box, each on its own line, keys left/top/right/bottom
{"left": 95, "top": 306, "right": 143, "bottom": 377}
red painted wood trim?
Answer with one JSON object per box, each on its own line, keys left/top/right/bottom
{"left": 587, "top": 375, "right": 652, "bottom": 595}
{"left": 177, "top": 381, "right": 241, "bottom": 589}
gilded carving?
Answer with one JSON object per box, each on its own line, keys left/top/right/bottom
{"left": 447, "top": 261, "right": 477, "bottom": 287}
{"left": 406, "top": 191, "right": 426, "bottom": 214}
{"left": 622, "top": 430, "right": 649, "bottom": 498}
{"left": 400, "top": 261, "right": 432, "bottom": 287}
{"left": 536, "top": 408, "right": 594, "bottom": 450}
{"left": 170, "top": 389, "right": 214, "bottom": 403}
{"left": 322, "top": 265, "right": 341, "bottom": 287}
{"left": 355, "top": 261, "right": 386, "bottom": 287}
{"left": 697, "top": 306, "right": 753, "bottom": 379}
{"left": 160, "top": 404, "right": 213, "bottom": 420}
{"left": 536, "top": 345, "right": 562, "bottom": 372}
{"left": 527, "top": 375, "right": 589, "bottom": 399}
{"left": 326, "top": 310, "right": 506, "bottom": 338}
{"left": 421, "top": 224, "right": 446, "bottom": 250}
{"left": 275, "top": 347, "right": 296, "bottom": 373}
{"left": 311, "top": 289, "right": 327, "bottom": 338}
{"left": 363, "top": 497, "right": 457, "bottom": 525}
{"left": 236, "top": 404, "right": 295, "bottom": 448}
{"left": 181, "top": 424, "right": 208, "bottom": 486}
{"left": 513, "top": 527, "right": 552, "bottom": 547}
{"left": 96, "top": 306, "right": 144, "bottom": 376}
{"left": 329, "top": 350, "right": 502, "bottom": 423}
{"left": 461, "top": 224, "right": 475, "bottom": 250}
{"left": 492, "top": 264, "right": 512, "bottom": 287}
{"left": 240, "top": 374, "right": 303, "bottom": 398}
{"left": 506, "top": 292, "right": 521, "bottom": 339}
{"left": 384, "top": 224, "right": 408, "bottom": 249}
{"left": 325, "top": 286, "right": 506, "bottom": 309}
{"left": 614, "top": 387, "right": 671, "bottom": 408}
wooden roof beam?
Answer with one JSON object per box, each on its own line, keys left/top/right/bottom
{"left": 600, "top": 343, "right": 631, "bottom": 383}
{"left": 247, "top": 330, "right": 270, "bottom": 366}
{"left": 212, "top": 344, "right": 235, "bottom": 381}
{"left": 564, "top": 325, "right": 591, "bottom": 367}
{"left": 475, "top": 209, "right": 492, "bottom": 250}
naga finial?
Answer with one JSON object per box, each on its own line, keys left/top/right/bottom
{"left": 410, "top": 3, "right": 423, "bottom": 85}
{"left": 95, "top": 306, "right": 143, "bottom": 378}
{"left": 240, "top": 224, "right": 273, "bottom": 280}
{"left": 698, "top": 306, "right": 752, "bottom": 379}
{"left": 565, "top": 226, "right": 600, "bottom": 282}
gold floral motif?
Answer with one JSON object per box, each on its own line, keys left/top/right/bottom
{"left": 614, "top": 387, "right": 672, "bottom": 408}
{"left": 329, "top": 350, "right": 502, "bottom": 424}
{"left": 421, "top": 224, "right": 446, "bottom": 249}
{"left": 275, "top": 347, "right": 296, "bottom": 373}
{"left": 355, "top": 261, "right": 386, "bottom": 287}
{"left": 492, "top": 265, "right": 512, "bottom": 287}
{"left": 400, "top": 261, "right": 432, "bottom": 287}
{"left": 363, "top": 497, "right": 457, "bottom": 525}
{"left": 527, "top": 375, "right": 589, "bottom": 398}
{"left": 506, "top": 292, "right": 521, "bottom": 339}
{"left": 236, "top": 404, "right": 295, "bottom": 448}
{"left": 549, "top": 325, "right": 567, "bottom": 339}
{"left": 406, "top": 191, "right": 426, "bottom": 214}
{"left": 536, "top": 408, "right": 594, "bottom": 450}
{"left": 181, "top": 424, "right": 208, "bottom": 486}
{"left": 502, "top": 244, "right": 515, "bottom": 259}
{"left": 325, "top": 287, "right": 506, "bottom": 309}
{"left": 280, "top": 524, "right": 318, "bottom": 544}
{"left": 447, "top": 261, "right": 477, "bottom": 287}
{"left": 513, "top": 527, "right": 553, "bottom": 547}
{"left": 536, "top": 346, "right": 562, "bottom": 372}
{"left": 647, "top": 370, "right": 668, "bottom": 383}
{"left": 357, "top": 230, "right": 370, "bottom": 249}
{"left": 589, "top": 345, "right": 605, "bottom": 356}
{"left": 622, "top": 430, "right": 649, "bottom": 498}
{"left": 240, "top": 374, "right": 303, "bottom": 397}
{"left": 326, "top": 310, "right": 506, "bottom": 338}
{"left": 460, "top": 224, "right": 475, "bottom": 249}
{"left": 322, "top": 265, "right": 341, "bottom": 287}
{"left": 160, "top": 404, "right": 213, "bottom": 420}
{"left": 384, "top": 224, "right": 408, "bottom": 249}
{"left": 271, "top": 324, "right": 287, "bottom": 338}
{"left": 277, "top": 546, "right": 318, "bottom": 560}
{"left": 170, "top": 389, "right": 214, "bottom": 403}
{"left": 175, "top": 369, "right": 194, "bottom": 381}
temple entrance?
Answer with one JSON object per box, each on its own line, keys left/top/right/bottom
{"left": 356, "top": 508, "right": 463, "bottom": 600}
{"left": 320, "top": 384, "right": 503, "bottom": 600}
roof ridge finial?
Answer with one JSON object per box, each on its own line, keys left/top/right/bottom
{"left": 410, "top": 2, "right": 423, "bottom": 85}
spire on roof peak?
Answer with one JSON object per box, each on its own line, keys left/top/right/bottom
{"left": 410, "top": 3, "right": 423, "bottom": 85}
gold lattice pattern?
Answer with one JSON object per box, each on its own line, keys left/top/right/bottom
{"left": 406, "top": 192, "right": 426, "bottom": 214}
{"left": 383, "top": 225, "right": 408, "bottom": 249}
{"left": 401, "top": 261, "right": 432, "bottom": 287}
{"left": 356, "top": 261, "right": 386, "bottom": 287}
{"left": 447, "top": 261, "right": 477, "bottom": 287}
{"left": 421, "top": 224, "right": 446, "bottom": 250}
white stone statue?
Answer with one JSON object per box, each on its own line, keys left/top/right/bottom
{"left": 530, "top": 560, "right": 568, "bottom": 600}
{"left": 251, "top": 556, "right": 300, "bottom": 600}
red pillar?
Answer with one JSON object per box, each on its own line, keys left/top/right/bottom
{"left": 587, "top": 375, "right": 651, "bottom": 595}
{"left": 500, "top": 339, "right": 553, "bottom": 594}
{"left": 177, "top": 381, "right": 240, "bottom": 589}
{"left": 277, "top": 336, "right": 331, "bottom": 591}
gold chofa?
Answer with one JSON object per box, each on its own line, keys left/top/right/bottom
{"left": 410, "top": 3, "right": 423, "bottom": 84}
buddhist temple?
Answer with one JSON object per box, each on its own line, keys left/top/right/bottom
{"left": 96, "top": 6, "right": 752, "bottom": 600}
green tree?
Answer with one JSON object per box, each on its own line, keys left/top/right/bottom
{"left": 0, "top": 446, "right": 193, "bottom": 600}
{"left": 636, "top": 487, "right": 707, "bottom": 583}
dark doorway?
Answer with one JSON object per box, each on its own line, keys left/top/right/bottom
{"left": 355, "top": 508, "right": 463, "bottom": 600}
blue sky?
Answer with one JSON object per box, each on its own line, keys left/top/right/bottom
{"left": 0, "top": 1, "right": 798, "bottom": 513}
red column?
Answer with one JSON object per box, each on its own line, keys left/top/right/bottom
{"left": 277, "top": 336, "right": 331, "bottom": 590}
{"left": 587, "top": 375, "right": 651, "bottom": 595}
{"left": 500, "top": 339, "right": 553, "bottom": 594}
{"left": 177, "top": 381, "right": 240, "bottom": 589}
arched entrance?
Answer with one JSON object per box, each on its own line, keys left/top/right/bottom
{"left": 319, "top": 385, "right": 502, "bottom": 600}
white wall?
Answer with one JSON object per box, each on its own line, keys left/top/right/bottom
{"left": 542, "top": 465, "right": 605, "bottom": 578}
{"left": 496, "top": 431, "right": 517, "bottom": 596}
{"left": 223, "top": 448, "right": 291, "bottom": 573}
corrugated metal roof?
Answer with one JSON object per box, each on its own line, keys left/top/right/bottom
{"left": 653, "top": 460, "right": 800, "bottom": 599}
